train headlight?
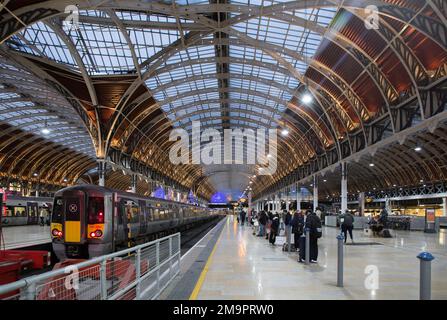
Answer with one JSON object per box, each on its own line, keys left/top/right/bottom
{"left": 90, "top": 230, "right": 103, "bottom": 238}
{"left": 52, "top": 229, "right": 62, "bottom": 237}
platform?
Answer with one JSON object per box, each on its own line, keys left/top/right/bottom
{"left": 174, "top": 216, "right": 447, "bottom": 300}
{"left": 1, "top": 225, "right": 51, "bottom": 250}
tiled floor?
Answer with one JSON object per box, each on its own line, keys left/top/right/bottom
{"left": 1, "top": 225, "right": 51, "bottom": 249}
{"left": 196, "top": 216, "right": 447, "bottom": 300}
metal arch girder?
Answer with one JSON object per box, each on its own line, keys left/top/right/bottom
{"left": 131, "top": 102, "right": 325, "bottom": 164}
{"left": 105, "top": 9, "right": 142, "bottom": 77}
{"left": 377, "top": 4, "right": 447, "bottom": 50}
{"left": 1, "top": 131, "right": 90, "bottom": 173}
{"left": 426, "top": 0, "right": 447, "bottom": 27}
{"left": 122, "top": 96, "right": 324, "bottom": 156}
{"left": 133, "top": 117, "right": 312, "bottom": 173}
{"left": 44, "top": 19, "right": 102, "bottom": 146}
{"left": 48, "top": 153, "right": 93, "bottom": 182}
{"left": 345, "top": 7, "right": 427, "bottom": 120}
{"left": 181, "top": 16, "right": 371, "bottom": 126}
{"left": 150, "top": 71, "right": 297, "bottom": 97}
{"left": 147, "top": 36, "right": 370, "bottom": 129}
{"left": 24, "top": 146, "right": 89, "bottom": 181}
{"left": 174, "top": 12, "right": 356, "bottom": 144}
{"left": 1, "top": 48, "right": 101, "bottom": 154}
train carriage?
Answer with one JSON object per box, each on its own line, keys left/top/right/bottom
{"left": 51, "top": 185, "right": 218, "bottom": 260}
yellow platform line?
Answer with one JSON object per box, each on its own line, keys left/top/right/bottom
{"left": 189, "top": 220, "right": 226, "bottom": 300}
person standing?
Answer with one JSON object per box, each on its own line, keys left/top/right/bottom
{"left": 305, "top": 210, "right": 322, "bottom": 263}
{"left": 341, "top": 210, "right": 354, "bottom": 243}
{"left": 284, "top": 209, "right": 292, "bottom": 242}
{"left": 240, "top": 209, "right": 246, "bottom": 226}
{"left": 291, "top": 210, "right": 304, "bottom": 251}
{"left": 258, "top": 210, "right": 267, "bottom": 237}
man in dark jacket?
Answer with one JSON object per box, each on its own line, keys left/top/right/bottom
{"left": 305, "top": 211, "right": 322, "bottom": 263}
{"left": 291, "top": 211, "right": 304, "bottom": 251}
{"left": 341, "top": 210, "right": 354, "bottom": 243}
{"left": 257, "top": 211, "right": 267, "bottom": 236}
{"left": 269, "top": 213, "right": 280, "bottom": 245}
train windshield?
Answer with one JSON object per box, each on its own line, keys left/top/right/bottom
{"left": 52, "top": 197, "right": 63, "bottom": 223}
{"left": 88, "top": 197, "right": 104, "bottom": 224}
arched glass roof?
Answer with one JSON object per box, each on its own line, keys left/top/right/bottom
{"left": 0, "top": 56, "right": 96, "bottom": 157}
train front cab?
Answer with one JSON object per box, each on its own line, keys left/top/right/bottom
{"left": 51, "top": 187, "right": 113, "bottom": 260}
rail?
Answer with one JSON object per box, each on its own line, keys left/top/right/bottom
{"left": 0, "top": 233, "right": 181, "bottom": 300}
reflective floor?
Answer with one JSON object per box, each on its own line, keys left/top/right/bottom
{"left": 1, "top": 225, "right": 51, "bottom": 250}
{"left": 197, "top": 216, "right": 447, "bottom": 300}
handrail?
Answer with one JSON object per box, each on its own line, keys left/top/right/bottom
{"left": 0, "top": 232, "right": 181, "bottom": 300}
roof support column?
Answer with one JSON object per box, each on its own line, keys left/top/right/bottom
{"left": 285, "top": 187, "right": 290, "bottom": 212}
{"left": 341, "top": 162, "right": 348, "bottom": 214}
{"left": 313, "top": 175, "right": 318, "bottom": 213}
{"left": 130, "top": 175, "right": 137, "bottom": 193}
{"left": 98, "top": 160, "right": 106, "bottom": 187}
{"left": 442, "top": 198, "right": 447, "bottom": 217}
{"left": 296, "top": 182, "right": 301, "bottom": 212}
{"left": 359, "top": 192, "right": 365, "bottom": 217}
{"left": 248, "top": 191, "right": 252, "bottom": 221}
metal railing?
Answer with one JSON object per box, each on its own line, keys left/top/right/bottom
{"left": 0, "top": 233, "right": 181, "bottom": 300}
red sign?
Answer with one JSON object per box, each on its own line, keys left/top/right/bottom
{"left": 426, "top": 208, "right": 436, "bottom": 223}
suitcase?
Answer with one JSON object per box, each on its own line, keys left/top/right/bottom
{"left": 282, "top": 243, "right": 296, "bottom": 251}
{"left": 298, "top": 235, "right": 306, "bottom": 261}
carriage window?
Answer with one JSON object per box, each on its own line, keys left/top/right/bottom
{"left": 153, "top": 208, "right": 160, "bottom": 220}
{"left": 88, "top": 197, "right": 104, "bottom": 224}
{"left": 124, "top": 200, "right": 139, "bottom": 223}
{"left": 14, "top": 206, "right": 26, "bottom": 217}
{"left": 6, "top": 206, "right": 13, "bottom": 217}
{"left": 52, "top": 197, "right": 63, "bottom": 222}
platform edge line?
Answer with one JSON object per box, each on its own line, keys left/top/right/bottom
{"left": 188, "top": 218, "right": 226, "bottom": 300}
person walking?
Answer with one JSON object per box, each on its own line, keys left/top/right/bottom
{"left": 341, "top": 210, "right": 355, "bottom": 243}
{"left": 304, "top": 210, "right": 322, "bottom": 263}
{"left": 269, "top": 213, "right": 280, "bottom": 245}
{"left": 266, "top": 211, "right": 273, "bottom": 240}
{"left": 291, "top": 210, "right": 304, "bottom": 251}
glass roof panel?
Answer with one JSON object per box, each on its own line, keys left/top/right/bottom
{"left": 11, "top": 21, "right": 78, "bottom": 69}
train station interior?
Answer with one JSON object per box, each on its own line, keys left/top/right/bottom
{"left": 0, "top": 0, "right": 447, "bottom": 302}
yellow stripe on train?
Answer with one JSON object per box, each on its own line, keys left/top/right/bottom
{"left": 65, "top": 221, "right": 81, "bottom": 242}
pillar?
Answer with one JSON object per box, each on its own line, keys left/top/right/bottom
{"left": 296, "top": 183, "right": 301, "bottom": 211}
{"left": 98, "top": 160, "right": 106, "bottom": 187}
{"left": 442, "top": 198, "right": 447, "bottom": 216}
{"left": 359, "top": 192, "right": 365, "bottom": 216}
{"left": 285, "top": 187, "right": 290, "bottom": 212}
{"left": 313, "top": 175, "right": 318, "bottom": 212}
{"left": 130, "top": 174, "right": 137, "bottom": 193}
{"left": 341, "top": 162, "right": 348, "bottom": 214}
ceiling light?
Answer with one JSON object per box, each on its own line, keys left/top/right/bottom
{"left": 414, "top": 146, "right": 422, "bottom": 152}
{"left": 41, "top": 127, "right": 51, "bottom": 135}
{"left": 323, "top": 179, "right": 327, "bottom": 182}
{"left": 281, "top": 129, "right": 289, "bottom": 136}
{"left": 369, "top": 163, "right": 375, "bottom": 167}
{"left": 249, "top": 181, "right": 253, "bottom": 184}
{"left": 33, "top": 173, "right": 38, "bottom": 177}
{"left": 301, "top": 93, "right": 313, "bottom": 104}
{"left": 252, "top": 175, "right": 256, "bottom": 178}
{"left": 267, "top": 154, "right": 272, "bottom": 158}
{"left": 420, "top": 179, "right": 423, "bottom": 183}
{"left": 63, "top": 178, "right": 68, "bottom": 182}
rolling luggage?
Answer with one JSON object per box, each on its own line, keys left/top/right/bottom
{"left": 381, "top": 229, "right": 392, "bottom": 238}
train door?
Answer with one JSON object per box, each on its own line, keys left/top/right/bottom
{"left": 139, "top": 200, "right": 147, "bottom": 235}
{"left": 64, "top": 194, "right": 84, "bottom": 243}
{"left": 26, "top": 202, "right": 38, "bottom": 225}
